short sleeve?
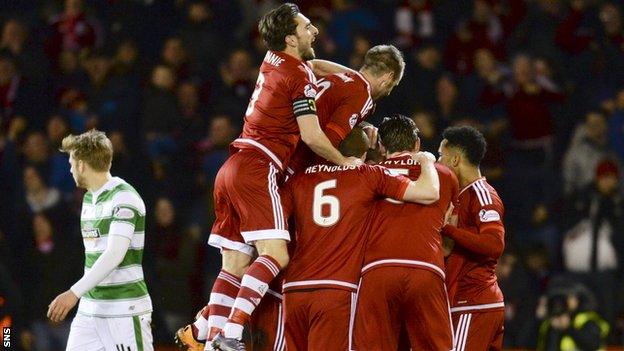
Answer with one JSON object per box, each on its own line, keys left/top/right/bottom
{"left": 367, "top": 165, "right": 411, "bottom": 201}
{"left": 110, "top": 191, "right": 145, "bottom": 239}
{"left": 290, "top": 65, "right": 319, "bottom": 117}
{"left": 325, "top": 84, "right": 371, "bottom": 142}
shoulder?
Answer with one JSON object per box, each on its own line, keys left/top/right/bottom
{"left": 110, "top": 179, "right": 146, "bottom": 214}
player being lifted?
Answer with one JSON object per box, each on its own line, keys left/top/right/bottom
{"left": 438, "top": 126, "right": 506, "bottom": 351}
{"left": 176, "top": 3, "right": 363, "bottom": 351}
{"left": 47, "top": 130, "right": 153, "bottom": 351}
{"left": 288, "top": 44, "right": 405, "bottom": 174}
{"left": 280, "top": 125, "right": 440, "bottom": 350}
{"left": 354, "top": 114, "right": 458, "bottom": 350}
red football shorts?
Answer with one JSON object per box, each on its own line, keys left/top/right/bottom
{"left": 354, "top": 267, "right": 453, "bottom": 350}
{"left": 284, "top": 289, "right": 356, "bottom": 351}
{"left": 452, "top": 309, "right": 504, "bottom": 351}
{"left": 208, "top": 149, "right": 290, "bottom": 256}
{"left": 248, "top": 290, "right": 285, "bottom": 351}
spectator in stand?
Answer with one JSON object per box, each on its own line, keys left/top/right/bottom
{"left": 108, "top": 39, "right": 142, "bottom": 143}
{"left": 212, "top": 48, "right": 256, "bottom": 122}
{"left": 148, "top": 197, "right": 198, "bottom": 336}
{"left": 411, "top": 110, "right": 440, "bottom": 153}
{"left": 503, "top": 53, "right": 564, "bottom": 247}
{"left": 460, "top": 48, "right": 510, "bottom": 122}
{"left": 394, "top": 0, "right": 435, "bottom": 50}
{"left": 45, "top": 115, "right": 74, "bottom": 195}
{"left": 0, "top": 54, "right": 19, "bottom": 124}
{"left": 0, "top": 19, "right": 48, "bottom": 82}
{"left": 45, "top": 0, "right": 102, "bottom": 64}
{"left": 178, "top": 1, "right": 224, "bottom": 79}
{"left": 608, "top": 89, "right": 624, "bottom": 162}
{"left": 25, "top": 213, "right": 81, "bottom": 351}
{"left": 142, "top": 65, "right": 178, "bottom": 160}
{"left": 161, "top": 37, "right": 192, "bottom": 82}
{"left": 376, "top": 44, "right": 442, "bottom": 119}
{"left": 348, "top": 34, "right": 371, "bottom": 69}
{"left": 327, "top": 0, "right": 380, "bottom": 61}
{"left": 21, "top": 131, "right": 51, "bottom": 176}
{"left": 563, "top": 111, "right": 618, "bottom": 195}
{"left": 509, "top": 0, "right": 566, "bottom": 65}
{"left": 199, "top": 114, "right": 236, "bottom": 186}
{"left": 433, "top": 74, "right": 464, "bottom": 128}
{"left": 444, "top": 0, "right": 527, "bottom": 76}
{"left": 561, "top": 160, "right": 623, "bottom": 332}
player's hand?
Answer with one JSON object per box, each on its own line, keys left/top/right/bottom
{"left": 341, "top": 156, "right": 363, "bottom": 167}
{"left": 412, "top": 151, "right": 436, "bottom": 164}
{"left": 361, "top": 125, "right": 378, "bottom": 150}
{"left": 444, "top": 203, "right": 458, "bottom": 226}
{"left": 47, "top": 290, "right": 79, "bottom": 323}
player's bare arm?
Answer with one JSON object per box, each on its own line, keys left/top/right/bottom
{"left": 401, "top": 151, "right": 440, "bottom": 204}
{"left": 297, "top": 113, "right": 362, "bottom": 166}
{"left": 309, "top": 59, "right": 356, "bottom": 77}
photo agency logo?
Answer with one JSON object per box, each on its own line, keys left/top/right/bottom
{"left": 2, "top": 327, "right": 9, "bottom": 348}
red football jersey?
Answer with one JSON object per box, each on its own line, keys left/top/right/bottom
{"left": 445, "top": 178, "right": 505, "bottom": 312}
{"left": 287, "top": 71, "right": 374, "bottom": 174}
{"left": 362, "top": 155, "right": 459, "bottom": 281}
{"left": 281, "top": 164, "right": 410, "bottom": 292}
{"left": 231, "top": 51, "right": 318, "bottom": 171}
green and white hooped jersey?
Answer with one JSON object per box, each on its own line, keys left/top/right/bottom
{"left": 77, "top": 176, "right": 152, "bottom": 317}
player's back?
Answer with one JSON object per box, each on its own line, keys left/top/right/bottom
{"left": 233, "top": 50, "right": 317, "bottom": 170}
{"left": 282, "top": 163, "right": 409, "bottom": 292}
{"left": 287, "top": 71, "right": 373, "bottom": 174}
{"left": 446, "top": 178, "right": 505, "bottom": 308}
{"left": 363, "top": 155, "right": 459, "bottom": 279}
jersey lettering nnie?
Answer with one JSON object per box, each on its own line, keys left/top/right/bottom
{"left": 281, "top": 164, "right": 410, "bottom": 292}
{"left": 78, "top": 177, "right": 152, "bottom": 317}
{"left": 444, "top": 178, "right": 505, "bottom": 312}
{"left": 288, "top": 71, "right": 374, "bottom": 174}
{"left": 363, "top": 155, "right": 459, "bottom": 280}
{"left": 231, "top": 50, "right": 318, "bottom": 171}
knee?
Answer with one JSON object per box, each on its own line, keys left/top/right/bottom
{"left": 221, "top": 250, "right": 253, "bottom": 278}
{"left": 255, "top": 239, "right": 290, "bottom": 269}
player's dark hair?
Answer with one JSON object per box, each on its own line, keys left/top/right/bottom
{"left": 339, "top": 126, "right": 369, "bottom": 158}
{"left": 361, "top": 45, "right": 405, "bottom": 81}
{"left": 378, "top": 114, "right": 419, "bottom": 154}
{"left": 442, "top": 125, "right": 487, "bottom": 166}
{"left": 258, "top": 3, "right": 300, "bottom": 51}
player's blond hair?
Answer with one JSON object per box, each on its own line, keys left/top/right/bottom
{"left": 361, "top": 45, "right": 405, "bottom": 81}
{"left": 60, "top": 129, "right": 113, "bottom": 172}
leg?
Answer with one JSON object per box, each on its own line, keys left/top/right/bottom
{"left": 403, "top": 269, "right": 453, "bottom": 350}
{"left": 66, "top": 314, "right": 106, "bottom": 351}
{"left": 353, "top": 269, "right": 402, "bottom": 351}
{"left": 223, "top": 239, "right": 287, "bottom": 340}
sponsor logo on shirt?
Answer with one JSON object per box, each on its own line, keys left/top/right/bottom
{"left": 82, "top": 227, "right": 101, "bottom": 239}
{"left": 479, "top": 209, "right": 500, "bottom": 223}
{"left": 304, "top": 84, "right": 317, "bottom": 98}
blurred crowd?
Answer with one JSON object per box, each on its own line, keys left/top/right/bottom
{"left": 0, "top": 0, "right": 623, "bottom": 349}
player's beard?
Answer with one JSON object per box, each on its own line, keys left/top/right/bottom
{"left": 300, "top": 44, "right": 316, "bottom": 61}
{"left": 74, "top": 173, "right": 87, "bottom": 189}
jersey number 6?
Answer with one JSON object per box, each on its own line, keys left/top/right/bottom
{"left": 313, "top": 179, "right": 340, "bottom": 227}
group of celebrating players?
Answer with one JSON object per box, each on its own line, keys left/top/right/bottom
{"left": 175, "top": 3, "right": 506, "bottom": 351}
